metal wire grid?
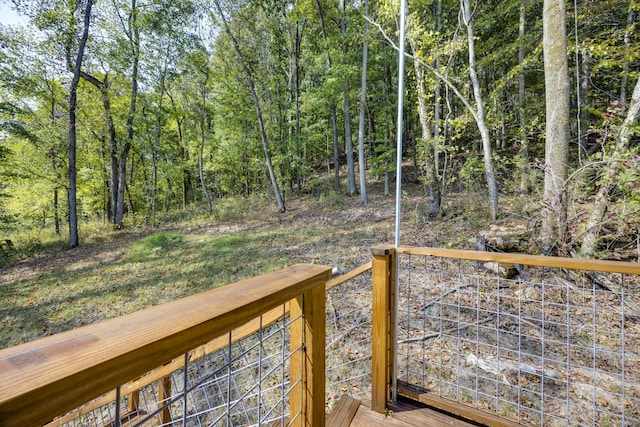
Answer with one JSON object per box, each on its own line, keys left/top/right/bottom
{"left": 56, "top": 308, "right": 302, "bottom": 427}
{"left": 396, "top": 253, "right": 640, "bottom": 427}
{"left": 325, "top": 269, "right": 373, "bottom": 406}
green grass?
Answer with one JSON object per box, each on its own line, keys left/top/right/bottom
{"left": 0, "top": 229, "right": 296, "bottom": 349}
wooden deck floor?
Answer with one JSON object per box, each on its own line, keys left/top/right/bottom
{"left": 348, "top": 398, "right": 482, "bottom": 427}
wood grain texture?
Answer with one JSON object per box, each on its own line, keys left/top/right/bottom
{"left": 290, "top": 285, "right": 326, "bottom": 427}
{"left": 0, "top": 264, "right": 331, "bottom": 427}
{"left": 354, "top": 398, "right": 480, "bottom": 427}
{"left": 326, "top": 395, "right": 360, "bottom": 427}
{"left": 398, "top": 383, "right": 520, "bottom": 427}
{"left": 397, "top": 246, "right": 640, "bottom": 274}
{"left": 371, "top": 246, "right": 395, "bottom": 413}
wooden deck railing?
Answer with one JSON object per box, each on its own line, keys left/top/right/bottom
{"left": 2, "top": 246, "right": 638, "bottom": 427}
{"left": 388, "top": 246, "right": 640, "bottom": 426}
{"left": 0, "top": 264, "right": 332, "bottom": 427}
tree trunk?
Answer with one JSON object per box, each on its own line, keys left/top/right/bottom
{"left": 620, "top": 8, "right": 635, "bottom": 104}
{"left": 312, "top": 0, "right": 340, "bottom": 191}
{"left": 461, "top": 0, "right": 499, "bottom": 220}
{"left": 339, "top": 0, "right": 357, "bottom": 196}
{"left": 114, "top": 0, "right": 140, "bottom": 228}
{"left": 518, "top": 0, "right": 529, "bottom": 193}
{"left": 541, "top": 0, "right": 570, "bottom": 254}
{"left": 151, "top": 45, "right": 171, "bottom": 225}
{"left": 580, "top": 76, "right": 640, "bottom": 258}
{"left": 433, "top": 0, "right": 442, "bottom": 180}
{"left": 67, "top": 0, "right": 94, "bottom": 248}
{"left": 331, "top": 105, "right": 340, "bottom": 190}
{"left": 357, "top": 0, "right": 369, "bottom": 205}
{"left": 293, "top": 22, "right": 303, "bottom": 193}
{"left": 408, "top": 21, "right": 440, "bottom": 217}
{"left": 199, "top": 67, "right": 213, "bottom": 213}
{"left": 212, "top": 0, "right": 285, "bottom": 212}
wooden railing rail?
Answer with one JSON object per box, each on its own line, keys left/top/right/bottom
{"left": 0, "top": 264, "right": 332, "bottom": 427}
{"left": 51, "top": 261, "right": 376, "bottom": 425}
{"left": 397, "top": 246, "right": 640, "bottom": 274}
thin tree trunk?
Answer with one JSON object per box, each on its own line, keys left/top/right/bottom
{"left": 339, "top": 0, "right": 357, "bottom": 196}
{"left": 67, "top": 0, "right": 94, "bottom": 248}
{"left": 408, "top": 20, "right": 440, "bottom": 217}
{"left": 331, "top": 105, "right": 340, "bottom": 190}
{"left": 313, "top": 0, "right": 341, "bottom": 191}
{"left": 115, "top": 0, "right": 140, "bottom": 228}
{"left": 620, "top": 8, "right": 635, "bottom": 104}
{"left": 152, "top": 45, "right": 171, "bottom": 224}
{"left": 518, "top": 0, "right": 529, "bottom": 193}
{"left": 357, "top": 0, "right": 369, "bottom": 205}
{"left": 579, "top": 50, "right": 589, "bottom": 157}
{"left": 293, "top": 22, "right": 303, "bottom": 192}
{"left": 199, "top": 68, "right": 213, "bottom": 213}
{"left": 212, "top": 0, "right": 285, "bottom": 212}
{"left": 433, "top": 0, "right": 442, "bottom": 179}
{"left": 580, "top": 76, "right": 640, "bottom": 258}
{"left": 541, "top": 0, "right": 570, "bottom": 253}
{"left": 461, "top": 0, "right": 499, "bottom": 220}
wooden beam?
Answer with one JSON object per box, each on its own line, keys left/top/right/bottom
{"left": 290, "top": 285, "right": 326, "bottom": 427}
{"left": 0, "top": 264, "right": 332, "bottom": 427}
{"left": 325, "top": 261, "right": 372, "bottom": 290}
{"left": 371, "top": 245, "right": 395, "bottom": 413}
{"left": 157, "top": 376, "right": 172, "bottom": 424}
{"left": 398, "top": 382, "right": 521, "bottom": 427}
{"left": 397, "top": 246, "right": 640, "bottom": 274}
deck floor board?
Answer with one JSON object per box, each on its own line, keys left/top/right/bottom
{"left": 352, "top": 398, "right": 482, "bottom": 427}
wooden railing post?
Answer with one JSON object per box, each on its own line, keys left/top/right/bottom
{"left": 290, "top": 284, "right": 326, "bottom": 427}
{"left": 157, "top": 375, "right": 172, "bottom": 423}
{"left": 371, "top": 245, "right": 395, "bottom": 413}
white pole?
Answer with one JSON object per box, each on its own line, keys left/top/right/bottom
{"left": 394, "top": 0, "right": 407, "bottom": 249}
{"left": 392, "top": 0, "right": 407, "bottom": 405}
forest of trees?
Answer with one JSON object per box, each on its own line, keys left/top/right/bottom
{"left": 0, "top": 0, "right": 638, "bottom": 258}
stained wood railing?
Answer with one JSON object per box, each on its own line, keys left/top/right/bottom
{"left": 0, "top": 264, "right": 332, "bottom": 427}
{"left": 386, "top": 246, "right": 640, "bottom": 426}
{"left": 3, "top": 246, "right": 638, "bottom": 427}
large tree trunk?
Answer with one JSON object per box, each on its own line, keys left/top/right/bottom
{"left": 541, "top": 0, "right": 570, "bottom": 254}
{"left": 67, "top": 0, "right": 94, "bottom": 248}
{"left": 580, "top": 76, "right": 640, "bottom": 258}
{"left": 212, "top": 0, "right": 285, "bottom": 212}
{"left": 357, "top": 0, "right": 369, "bottom": 205}
{"left": 461, "top": 0, "right": 499, "bottom": 220}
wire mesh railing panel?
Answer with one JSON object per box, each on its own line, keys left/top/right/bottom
{"left": 51, "top": 307, "right": 301, "bottom": 427}
{"left": 397, "top": 253, "right": 640, "bottom": 426}
{"left": 325, "top": 268, "right": 373, "bottom": 406}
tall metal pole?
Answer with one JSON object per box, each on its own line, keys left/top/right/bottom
{"left": 393, "top": 0, "right": 407, "bottom": 405}
{"left": 394, "top": 0, "right": 407, "bottom": 249}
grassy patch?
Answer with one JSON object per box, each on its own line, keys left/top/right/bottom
{"left": 125, "top": 231, "right": 185, "bottom": 263}
{"left": 0, "top": 229, "right": 295, "bottom": 349}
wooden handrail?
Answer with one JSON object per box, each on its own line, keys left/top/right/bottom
{"left": 44, "top": 302, "right": 291, "bottom": 427}
{"left": 0, "top": 264, "right": 332, "bottom": 427}
{"left": 48, "top": 261, "right": 375, "bottom": 426}
{"left": 398, "top": 246, "right": 640, "bottom": 274}
{"left": 326, "top": 261, "right": 372, "bottom": 290}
